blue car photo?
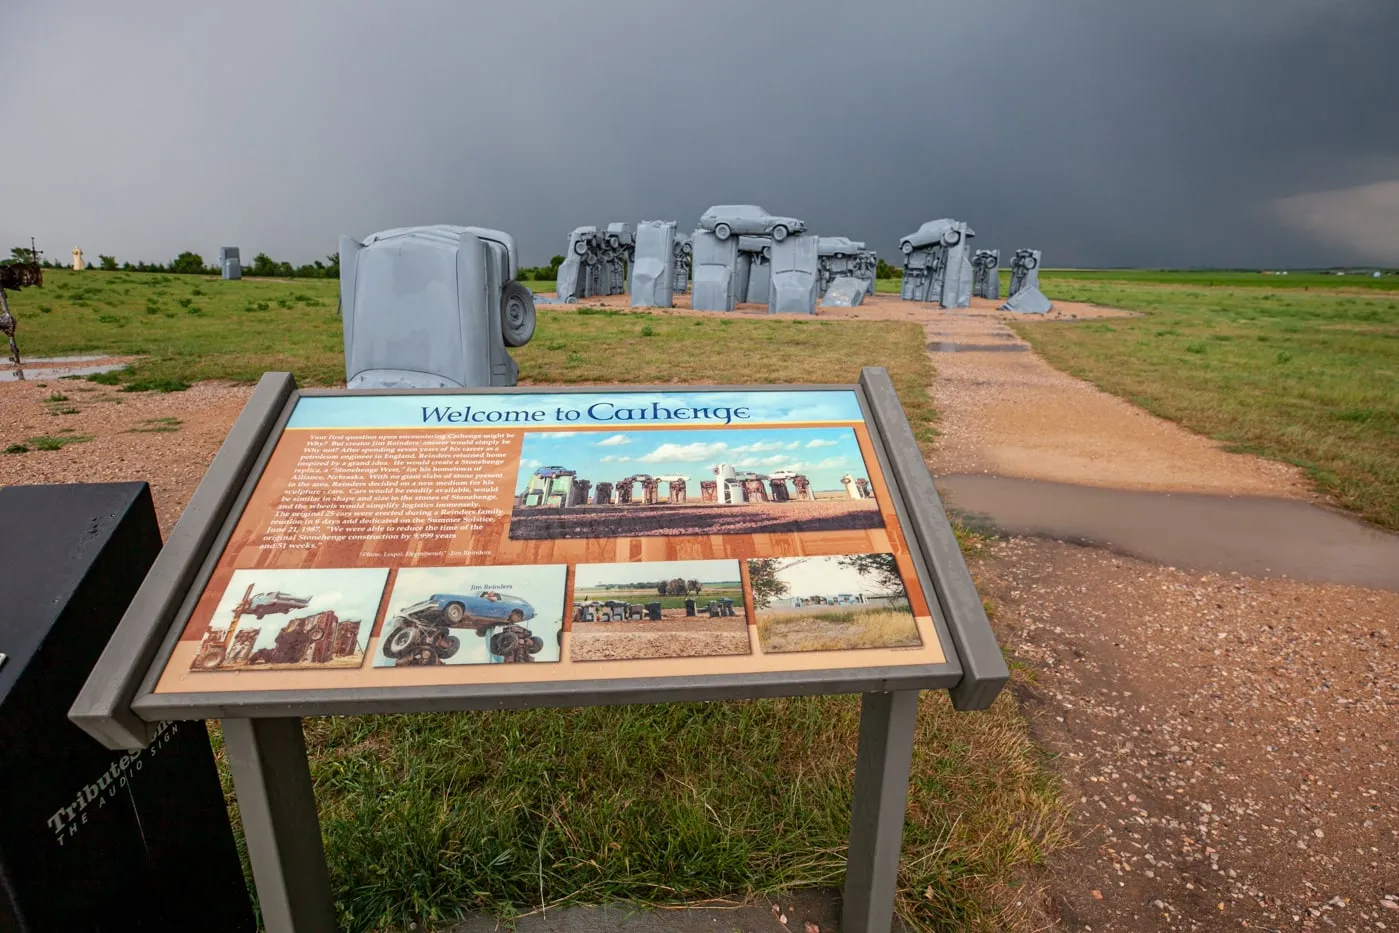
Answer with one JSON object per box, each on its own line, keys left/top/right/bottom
{"left": 425, "top": 591, "right": 536, "bottom": 627}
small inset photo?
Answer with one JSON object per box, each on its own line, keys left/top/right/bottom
{"left": 192, "top": 568, "right": 388, "bottom": 671}
{"left": 748, "top": 554, "right": 922, "bottom": 654}
{"left": 570, "top": 559, "right": 751, "bottom": 662}
{"left": 373, "top": 565, "right": 566, "bottom": 667}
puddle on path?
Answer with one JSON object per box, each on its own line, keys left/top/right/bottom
{"left": 927, "top": 342, "right": 1029, "bottom": 353}
{"left": 937, "top": 473, "right": 1399, "bottom": 591}
{"left": 0, "top": 361, "right": 127, "bottom": 382}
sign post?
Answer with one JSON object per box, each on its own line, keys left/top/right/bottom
{"left": 71, "top": 367, "right": 1008, "bottom": 933}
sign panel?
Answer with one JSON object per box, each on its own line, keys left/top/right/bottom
{"left": 152, "top": 388, "right": 950, "bottom": 698}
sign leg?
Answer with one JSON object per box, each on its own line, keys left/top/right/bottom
{"left": 842, "top": 690, "right": 919, "bottom": 933}
{"left": 222, "top": 717, "right": 337, "bottom": 933}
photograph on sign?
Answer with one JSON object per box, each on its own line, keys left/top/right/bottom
{"left": 748, "top": 554, "right": 922, "bottom": 654}
{"left": 373, "top": 565, "right": 566, "bottom": 667}
{"left": 509, "top": 426, "right": 880, "bottom": 540}
{"left": 569, "top": 559, "right": 751, "bottom": 662}
{"left": 191, "top": 568, "right": 388, "bottom": 671}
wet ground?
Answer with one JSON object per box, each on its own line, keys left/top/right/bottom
{"left": 0, "top": 356, "right": 129, "bottom": 381}
{"left": 939, "top": 473, "right": 1399, "bottom": 591}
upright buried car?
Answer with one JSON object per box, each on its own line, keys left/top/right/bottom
{"left": 381, "top": 590, "right": 544, "bottom": 663}
{"left": 698, "top": 205, "right": 806, "bottom": 242}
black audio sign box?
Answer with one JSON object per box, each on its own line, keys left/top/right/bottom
{"left": 0, "top": 483, "right": 254, "bottom": 932}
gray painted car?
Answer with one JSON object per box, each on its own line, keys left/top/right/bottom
{"left": 699, "top": 205, "right": 806, "bottom": 242}
{"left": 900, "top": 219, "right": 970, "bottom": 255}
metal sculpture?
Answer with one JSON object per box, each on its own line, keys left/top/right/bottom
{"left": 0, "top": 249, "right": 42, "bottom": 372}
{"left": 698, "top": 205, "right": 806, "bottom": 242}
{"left": 219, "top": 246, "right": 242, "bottom": 280}
{"left": 672, "top": 232, "right": 692, "bottom": 294}
{"left": 768, "top": 233, "right": 819, "bottom": 315}
{"left": 629, "top": 220, "right": 676, "bottom": 308}
{"left": 857, "top": 248, "right": 878, "bottom": 297}
{"left": 557, "top": 224, "right": 634, "bottom": 302}
{"left": 816, "top": 237, "right": 864, "bottom": 297}
{"left": 338, "top": 225, "right": 535, "bottom": 388}
{"left": 820, "top": 276, "right": 867, "bottom": 308}
{"left": 738, "top": 236, "right": 772, "bottom": 304}
{"left": 999, "top": 249, "right": 1052, "bottom": 314}
{"left": 898, "top": 219, "right": 975, "bottom": 307}
{"left": 691, "top": 229, "right": 739, "bottom": 311}
{"left": 971, "top": 249, "right": 1000, "bottom": 300}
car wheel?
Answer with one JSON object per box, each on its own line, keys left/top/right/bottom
{"left": 681, "top": 241, "right": 693, "bottom": 255}
{"left": 508, "top": 609, "right": 524, "bottom": 623}
{"left": 444, "top": 602, "right": 466, "bottom": 624}
{"left": 901, "top": 241, "right": 914, "bottom": 255}
{"left": 941, "top": 230, "right": 961, "bottom": 247}
{"left": 1023, "top": 255, "right": 1039, "bottom": 270}
{"left": 528, "top": 636, "right": 544, "bottom": 654}
{"left": 713, "top": 223, "right": 731, "bottom": 240}
{"left": 500, "top": 281, "right": 536, "bottom": 347}
{"left": 436, "top": 635, "right": 460, "bottom": 660}
{"left": 384, "top": 624, "right": 417, "bottom": 658}
{"left": 573, "top": 239, "right": 589, "bottom": 257}
{"left": 490, "top": 631, "right": 519, "bottom": 656}
{"left": 771, "top": 225, "right": 788, "bottom": 242}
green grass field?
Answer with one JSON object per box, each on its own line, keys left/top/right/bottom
{"left": 1013, "top": 279, "right": 1399, "bottom": 530}
{"left": 5, "top": 270, "right": 1053, "bottom": 931}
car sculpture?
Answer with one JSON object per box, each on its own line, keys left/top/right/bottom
{"left": 243, "top": 591, "right": 311, "bottom": 620}
{"left": 900, "top": 219, "right": 966, "bottom": 255}
{"left": 699, "top": 205, "right": 806, "bottom": 242}
{"left": 382, "top": 591, "right": 543, "bottom": 662}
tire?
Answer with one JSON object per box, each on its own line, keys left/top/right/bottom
{"left": 198, "top": 647, "right": 225, "bottom": 670}
{"left": 490, "top": 631, "right": 519, "bottom": 656}
{"left": 771, "top": 225, "right": 788, "bottom": 242}
{"left": 253, "top": 610, "right": 265, "bottom": 620}
{"left": 444, "top": 602, "right": 466, "bottom": 624}
{"left": 573, "top": 239, "right": 589, "bottom": 257}
{"left": 713, "top": 223, "right": 731, "bottom": 241}
{"left": 1023, "top": 255, "right": 1039, "bottom": 270}
{"left": 508, "top": 609, "right": 524, "bottom": 623}
{"left": 941, "top": 229, "right": 961, "bottom": 247}
{"left": 607, "top": 235, "right": 620, "bottom": 249}
{"left": 528, "top": 636, "right": 544, "bottom": 654}
{"left": 436, "top": 635, "right": 460, "bottom": 660}
{"left": 900, "top": 241, "right": 914, "bottom": 255}
{"left": 499, "top": 281, "right": 536, "bottom": 347}
{"left": 681, "top": 241, "right": 693, "bottom": 255}
{"left": 384, "top": 624, "right": 417, "bottom": 658}
{"left": 308, "top": 627, "right": 324, "bottom": 641}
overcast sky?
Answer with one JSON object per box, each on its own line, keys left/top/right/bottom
{"left": 3, "top": 0, "right": 1396, "bottom": 268}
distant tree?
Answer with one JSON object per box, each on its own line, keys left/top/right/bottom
{"left": 9, "top": 247, "right": 33, "bottom": 262}
{"left": 656, "top": 581, "right": 668, "bottom": 596}
{"left": 170, "top": 251, "right": 206, "bottom": 275}
{"left": 121, "top": 262, "right": 134, "bottom": 271}
{"left": 837, "top": 553, "right": 905, "bottom": 600}
{"left": 747, "top": 559, "right": 789, "bottom": 609}
{"left": 876, "top": 258, "right": 902, "bottom": 279}
{"left": 686, "top": 579, "right": 702, "bottom": 596}
{"left": 515, "top": 266, "right": 533, "bottom": 281}
{"left": 325, "top": 252, "right": 340, "bottom": 278}
{"left": 665, "top": 578, "right": 687, "bottom": 596}
{"left": 98, "top": 255, "right": 118, "bottom": 271}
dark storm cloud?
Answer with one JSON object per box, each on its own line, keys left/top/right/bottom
{"left": 2, "top": 0, "right": 1396, "bottom": 267}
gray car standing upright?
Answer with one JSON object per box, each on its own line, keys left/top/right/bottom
{"left": 768, "top": 233, "right": 819, "bottom": 315}
{"left": 1000, "top": 249, "right": 1052, "bottom": 313}
{"left": 338, "top": 225, "right": 536, "bottom": 389}
{"left": 691, "top": 229, "right": 740, "bottom": 311}
{"left": 629, "top": 221, "right": 676, "bottom": 308}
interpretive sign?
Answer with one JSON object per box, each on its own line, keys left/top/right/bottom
{"left": 148, "top": 386, "right": 955, "bottom": 704}
{"left": 70, "top": 369, "right": 1006, "bottom": 933}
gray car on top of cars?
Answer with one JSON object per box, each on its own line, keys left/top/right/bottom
{"left": 698, "top": 205, "right": 806, "bottom": 242}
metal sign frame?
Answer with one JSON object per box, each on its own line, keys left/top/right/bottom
{"left": 70, "top": 366, "right": 1008, "bottom": 933}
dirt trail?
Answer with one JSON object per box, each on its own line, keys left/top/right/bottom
{"left": 901, "top": 297, "right": 1399, "bottom": 930}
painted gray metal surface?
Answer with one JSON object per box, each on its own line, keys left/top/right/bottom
{"left": 690, "top": 229, "right": 738, "bottom": 311}
{"left": 218, "top": 246, "right": 240, "bottom": 264}
{"left": 843, "top": 690, "right": 920, "bottom": 933}
{"left": 698, "top": 205, "right": 806, "bottom": 241}
{"left": 671, "top": 232, "right": 692, "bottom": 293}
{"left": 1000, "top": 249, "right": 1051, "bottom": 313}
{"left": 69, "top": 372, "right": 297, "bottom": 750}
{"left": 857, "top": 367, "right": 1009, "bottom": 710}
{"left": 338, "top": 226, "right": 533, "bottom": 389}
{"left": 736, "top": 236, "right": 771, "bottom": 304}
{"left": 897, "top": 219, "right": 974, "bottom": 307}
{"left": 221, "top": 258, "right": 242, "bottom": 280}
{"left": 222, "top": 718, "right": 336, "bottom": 933}
{"left": 819, "top": 276, "right": 867, "bottom": 307}
{"left": 858, "top": 248, "right": 878, "bottom": 296}
{"left": 1005, "top": 248, "right": 1042, "bottom": 296}
{"left": 971, "top": 249, "right": 1000, "bottom": 299}
{"left": 768, "top": 233, "right": 819, "bottom": 315}
{"left": 817, "top": 237, "right": 863, "bottom": 297}
{"left": 629, "top": 221, "right": 676, "bottom": 309}
{"left": 1000, "top": 284, "right": 1052, "bottom": 314}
